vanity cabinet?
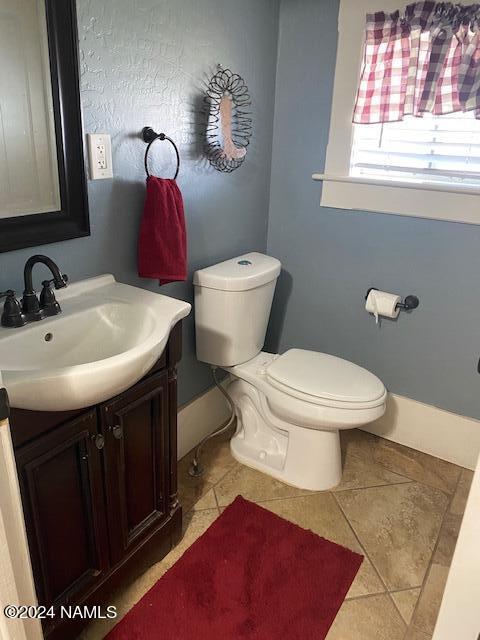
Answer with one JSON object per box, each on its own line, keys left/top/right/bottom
{"left": 14, "top": 410, "right": 109, "bottom": 608}
{"left": 10, "top": 322, "right": 183, "bottom": 640}
{"left": 101, "top": 371, "right": 170, "bottom": 564}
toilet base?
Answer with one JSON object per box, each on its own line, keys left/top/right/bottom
{"left": 228, "top": 379, "right": 343, "bottom": 491}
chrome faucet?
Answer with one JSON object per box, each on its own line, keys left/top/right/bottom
{"left": 0, "top": 255, "right": 68, "bottom": 328}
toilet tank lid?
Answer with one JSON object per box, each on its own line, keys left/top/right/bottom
{"left": 193, "top": 252, "right": 281, "bottom": 291}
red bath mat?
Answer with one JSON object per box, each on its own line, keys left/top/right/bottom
{"left": 106, "top": 496, "right": 362, "bottom": 640}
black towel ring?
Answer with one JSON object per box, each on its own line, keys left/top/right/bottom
{"left": 142, "top": 127, "right": 180, "bottom": 180}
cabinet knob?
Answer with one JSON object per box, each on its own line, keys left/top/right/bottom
{"left": 92, "top": 434, "right": 105, "bottom": 450}
{"left": 111, "top": 424, "right": 123, "bottom": 440}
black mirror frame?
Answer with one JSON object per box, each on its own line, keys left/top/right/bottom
{"left": 0, "top": 0, "right": 90, "bottom": 254}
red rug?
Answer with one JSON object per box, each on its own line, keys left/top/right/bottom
{"left": 106, "top": 496, "right": 363, "bottom": 640}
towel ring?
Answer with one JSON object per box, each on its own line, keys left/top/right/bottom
{"left": 142, "top": 127, "right": 180, "bottom": 179}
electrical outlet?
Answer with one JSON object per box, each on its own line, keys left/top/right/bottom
{"left": 87, "top": 133, "right": 113, "bottom": 179}
{"left": 96, "top": 144, "right": 107, "bottom": 169}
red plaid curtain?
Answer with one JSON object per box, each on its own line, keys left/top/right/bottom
{"left": 353, "top": 1, "right": 480, "bottom": 123}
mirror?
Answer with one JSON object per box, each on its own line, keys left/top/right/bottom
{"left": 0, "top": 0, "right": 89, "bottom": 253}
{"left": 0, "top": 0, "right": 59, "bottom": 219}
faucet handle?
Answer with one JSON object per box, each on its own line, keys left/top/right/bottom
{"left": 1, "top": 291, "right": 26, "bottom": 328}
{"left": 40, "top": 280, "right": 62, "bottom": 316}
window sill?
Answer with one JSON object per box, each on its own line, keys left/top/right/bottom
{"left": 313, "top": 173, "right": 480, "bottom": 225}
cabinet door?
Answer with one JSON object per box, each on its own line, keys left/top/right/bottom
{"left": 101, "top": 372, "right": 169, "bottom": 564}
{"left": 15, "top": 410, "right": 109, "bottom": 608}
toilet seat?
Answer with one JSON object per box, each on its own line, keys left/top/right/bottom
{"left": 227, "top": 351, "right": 386, "bottom": 431}
{"left": 266, "top": 348, "right": 386, "bottom": 410}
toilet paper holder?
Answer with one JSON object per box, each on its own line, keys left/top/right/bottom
{"left": 365, "top": 288, "right": 419, "bottom": 312}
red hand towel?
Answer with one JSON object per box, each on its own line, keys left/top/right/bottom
{"left": 138, "top": 176, "right": 187, "bottom": 285}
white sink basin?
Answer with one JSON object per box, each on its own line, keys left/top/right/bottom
{"left": 0, "top": 275, "right": 191, "bottom": 411}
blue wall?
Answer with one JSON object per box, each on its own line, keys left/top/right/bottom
{"left": 266, "top": 0, "right": 480, "bottom": 419}
{"left": 3, "top": 0, "right": 480, "bottom": 419}
{"left": 0, "top": 0, "right": 280, "bottom": 405}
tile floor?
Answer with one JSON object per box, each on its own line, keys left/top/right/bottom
{"left": 80, "top": 428, "right": 473, "bottom": 640}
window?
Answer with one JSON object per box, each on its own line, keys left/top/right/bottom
{"left": 315, "top": 0, "right": 480, "bottom": 225}
{"left": 351, "top": 112, "right": 480, "bottom": 189}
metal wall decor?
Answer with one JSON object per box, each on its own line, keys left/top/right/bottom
{"left": 204, "top": 66, "right": 252, "bottom": 172}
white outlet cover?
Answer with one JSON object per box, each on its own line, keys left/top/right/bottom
{"left": 87, "top": 133, "right": 113, "bottom": 179}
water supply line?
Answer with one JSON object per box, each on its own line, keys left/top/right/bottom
{"left": 188, "top": 366, "right": 236, "bottom": 478}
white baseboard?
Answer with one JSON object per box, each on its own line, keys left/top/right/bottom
{"left": 177, "top": 385, "right": 231, "bottom": 460}
{"left": 363, "top": 393, "right": 480, "bottom": 471}
{"left": 178, "top": 387, "right": 480, "bottom": 470}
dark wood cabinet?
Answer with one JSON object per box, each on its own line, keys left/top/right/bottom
{"left": 15, "top": 410, "right": 109, "bottom": 608}
{"left": 11, "top": 322, "right": 183, "bottom": 640}
{"left": 101, "top": 372, "right": 170, "bottom": 564}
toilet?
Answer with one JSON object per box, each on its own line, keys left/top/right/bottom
{"left": 193, "top": 252, "right": 387, "bottom": 491}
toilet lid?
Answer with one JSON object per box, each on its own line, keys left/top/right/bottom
{"left": 266, "top": 349, "right": 385, "bottom": 404}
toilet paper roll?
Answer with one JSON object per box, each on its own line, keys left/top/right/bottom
{"left": 365, "top": 289, "right": 401, "bottom": 323}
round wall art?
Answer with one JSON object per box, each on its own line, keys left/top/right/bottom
{"left": 204, "top": 66, "right": 252, "bottom": 173}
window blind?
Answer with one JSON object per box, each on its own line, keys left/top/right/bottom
{"left": 350, "top": 112, "right": 480, "bottom": 188}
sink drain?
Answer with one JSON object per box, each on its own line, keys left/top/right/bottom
{"left": 44, "top": 333, "right": 53, "bottom": 342}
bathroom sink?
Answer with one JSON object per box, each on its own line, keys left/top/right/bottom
{"left": 0, "top": 275, "right": 191, "bottom": 411}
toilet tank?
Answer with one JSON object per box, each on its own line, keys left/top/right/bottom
{"left": 193, "top": 252, "right": 281, "bottom": 367}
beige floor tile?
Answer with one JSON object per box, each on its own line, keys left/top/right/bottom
{"left": 433, "top": 511, "right": 462, "bottom": 567}
{"left": 405, "top": 481, "right": 466, "bottom": 638}
{"left": 372, "top": 439, "right": 461, "bottom": 495}
{"left": 195, "top": 435, "right": 238, "bottom": 485}
{"left": 450, "top": 468, "right": 474, "bottom": 516}
{"left": 191, "top": 488, "right": 218, "bottom": 510}
{"left": 258, "top": 494, "right": 385, "bottom": 599}
{"left": 80, "top": 432, "right": 470, "bottom": 640}
{"left": 391, "top": 588, "right": 421, "bottom": 624}
{"left": 177, "top": 431, "right": 238, "bottom": 512}
{"left": 214, "top": 463, "right": 313, "bottom": 507}
{"left": 404, "top": 627, "right": 431, "bottom": 640}
{"left": 79, "top": 509, "right": 220, "bottom": 640}
{"left": 326, "top": 594, "right": 406, "bottom": 640}
{"left": 336, "top": 483, "right": 448, "bottom": 590}
{"left": 411, "top": 563, "right": 449, "bottom": 635}
{"left": 177, "top": 471, "right": 214, "bottom": 513}
{"left": 335, "top": 430, "right": 411, "bottom": 491}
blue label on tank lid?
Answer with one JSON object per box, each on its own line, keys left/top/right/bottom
{"left": 237, "top": 260, "right": 252, "bottom": 266}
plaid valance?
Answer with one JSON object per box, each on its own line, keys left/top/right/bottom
{"left": 353, "top": 2, "right": 480, "bottom": 123}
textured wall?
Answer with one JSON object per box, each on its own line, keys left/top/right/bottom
{"left": 4, "top": 0, "right": 479, "bottom": 419}
{"left": 266, "top": 0, "right": 480, "bottom": 419}
{"left": 0, "top": 0, "right": 279, "bottom": 405}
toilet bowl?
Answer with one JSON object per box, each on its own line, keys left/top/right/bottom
{"left": 194, "top": 252, "right": 386, "bottom": 490}
{"left": 225, "top": 351, "right": 386, "bottom": 490}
